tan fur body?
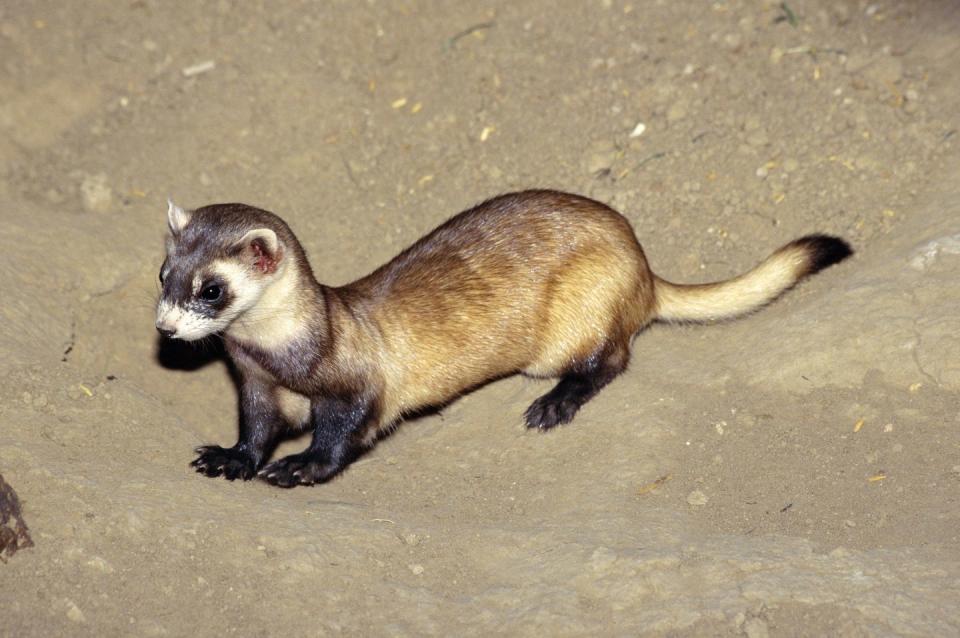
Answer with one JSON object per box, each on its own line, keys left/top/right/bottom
{"left": 347, "top": 190, "right": 654, "bottom": 428}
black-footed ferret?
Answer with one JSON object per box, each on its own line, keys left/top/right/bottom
{"left": 155, "top": 190, "right": 851, "bottom": 487}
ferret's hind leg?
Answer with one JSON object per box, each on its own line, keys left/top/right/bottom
{"left": 524, "top": 340, "right": 629, "bottom": 430}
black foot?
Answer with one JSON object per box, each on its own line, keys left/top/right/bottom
{"left": 524, "top": 374, "right": 613, "bottom": 430}
{"left": 191, "top": 445, "right": 257, "bottom": 480}
{"left": 524, "top": 393, "right": 582, "bottom": 430}
{"left": 525, "top": 343, "right": 630, "bottom": 430}
{"left": 525, "top": 374, "right": 597, "bottom": 430}
{"left": 258, "top": 454, "right": 339, "bottom": 488}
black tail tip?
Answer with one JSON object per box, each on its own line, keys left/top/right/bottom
{"left": 794, "top": 234, "right": 853, "bottom": 274}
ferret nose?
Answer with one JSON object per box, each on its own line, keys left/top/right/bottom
{"left": 156, "top": 324, "right": 176, "bottom": 339}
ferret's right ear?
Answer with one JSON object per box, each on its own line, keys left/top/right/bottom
{"left": 233, "top": 228, "right": 283, "bottom": 275}
{"left": 167, "top": 198, "right": 191, "bottom": 235}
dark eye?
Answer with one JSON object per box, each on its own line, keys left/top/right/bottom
{"left": 159, "top": 270, "right": 165, "bottom": 284}
{"left": 200, "top": 284, "right": 223, "bottom": 302}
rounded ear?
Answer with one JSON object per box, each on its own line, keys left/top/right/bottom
{"left": 233, "top": 228, "right": 283, "bottom": 274}
{"left": 167, "top": 198, "right": 191, "bottom": 234}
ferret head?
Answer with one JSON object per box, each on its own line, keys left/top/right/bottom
{"left": 155, "top": 200, "right": 295, "bottom": 341}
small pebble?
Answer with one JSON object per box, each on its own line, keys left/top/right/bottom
{"left": 80, "top": 173, "right": 113, "bottom": 214}
{"left": 66, "top": 601, "right": 86, "bottom": 623}
{"left": 85, "top": 556, "right": 114, "bottom": 573}
{"left": 629, "top": 122, "right": 646, "bottom": 138}
{"left": 666, "top": 101, "right": 688, "bottom": 123}
{"left": 408, "top": 564, "right": 424, "bottom": 575}
{"left": 182, "top": 60, "right": 215, "bottom": 77}
{"left": 686, "top": 490, "right": 708, "bottom": 506}
{"left": 589, "top": 546, "right": 617, "bottom": 570}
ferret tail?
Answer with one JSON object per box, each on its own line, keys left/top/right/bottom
{"left": 653, "top": 234, "right": 852, "bottom": 323}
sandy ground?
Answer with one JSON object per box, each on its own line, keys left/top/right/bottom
{"left": 1, "top": 1, "right": 959, "bottom": 635}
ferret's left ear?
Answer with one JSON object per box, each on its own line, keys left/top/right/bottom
{"left": 234, "top": 228, "right": 283, "bottom": 275}
{"left": 167, "top": 198, "right": 191, "bottom": 235}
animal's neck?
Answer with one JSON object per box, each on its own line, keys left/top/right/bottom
{"left": 226, "top": 261, "right": 322, "bottom": 350}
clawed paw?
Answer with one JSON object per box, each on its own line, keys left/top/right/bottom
{"left": 524, "top": 396, "right": 580, "bottom": 430}
{"left": 191, "top": 445, "right": 257, "bottom": 481}
{"left": 257, "top": 454, "right": 338, "bottom": 488}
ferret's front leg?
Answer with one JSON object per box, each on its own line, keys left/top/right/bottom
{"left": 258, "top": 395, "right": 375, "bottom": 487}
{"left": 192, "top": 378, "right": 286, "bottom": 480}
